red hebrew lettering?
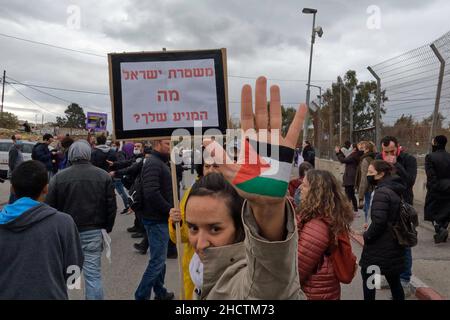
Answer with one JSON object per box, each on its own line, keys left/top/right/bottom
{"left": 131, "top": 71, "right": 138, "bottom": 80}
{"left": 193, "top": 68, "right": 204, "bottom": 77}
{"left": 205, "top": 68, "right": 214, "bottom": 77}
{"left": 200, "top": 111, "right": 208, "bottom": 120}
{"left": 122, "top": 70, "right": 130, "bottom": 80}
{"left": 184, "top": 69, "right": 193, "bottom": 78}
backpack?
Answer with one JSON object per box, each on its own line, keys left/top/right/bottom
{"left": 91, "top": 149, "right": 116, "bottom": 172}
{"left": 391, "top": 199, "right": 419, "bottom": 247}
{"left": 129, "top": 172, "right": 144, "bottom": 212}
{"left": 330, "top": 232, "right": 357, "bottom": 284}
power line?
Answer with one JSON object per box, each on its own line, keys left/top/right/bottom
{"left": 0, "top": 32, "right": 105, "bottom": 58}
{"left": 6, "top": 76, "right": 111, "bottom": 114}
{"left": 6, "top": 81, "right": 109, "bottom": 96}
{"left": 7, "top": 83, "right": 59, "bottom": 116}
{"left": 0, "top": 32, "right": 334, "bottom": 82}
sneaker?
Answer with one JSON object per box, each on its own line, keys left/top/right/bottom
{"left": 434, "top": 228, "right": 448, "bottom": 244}
{"left": 133, "top": 243, "right": 147, "bottom": 255}
{"left": 127, "top": 226, "right": 138, "bottom": 233}
{"left": 131, "top": 232, "right": 144, "bottom": 239}
{"left": 401, "top": 282, "right": 412, "bottom": 298}
{"left": 155, "top": 291, "right": 175, "bottom": 300}
{"left": 120, "top": 207, "right": 130, "bottom": 214}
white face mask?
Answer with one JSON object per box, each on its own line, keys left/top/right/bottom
{"left": 133, "top": 149, "right": 141, "bottom": 155}
{"left": 189, "top": 253, "right": 204, "bottom": 292}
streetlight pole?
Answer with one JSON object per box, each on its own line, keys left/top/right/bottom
{"left": 301, "top": 8, "right": 323, "bottom": 143}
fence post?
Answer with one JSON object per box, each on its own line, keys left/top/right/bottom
{"left": 367, "top": 66, "right": 381, "bottom": 149}
{"left": 342, "top": 85, "right": 354, "bottom": 143}
{"left": 429, "top": 43, "right": 446, "bottom": 152}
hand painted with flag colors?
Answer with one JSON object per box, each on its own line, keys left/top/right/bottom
{"left": 204, "top": 76, "right": 307, "bottom": 204}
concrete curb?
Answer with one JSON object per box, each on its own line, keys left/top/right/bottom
{"left": 350, "top": 229, "right": 446, "bottom": 300}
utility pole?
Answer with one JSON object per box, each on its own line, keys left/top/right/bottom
{"left": 367, "top": 66, "right": 381, "bottom": 148}
{"left": 1, "top": 70, "right": 5, "bottom": 117}
{"left": 339, "top": 79, "right": 343, "bottom": 146}
{"left": 429, "top": 43, "right": 445, "bottom": 152}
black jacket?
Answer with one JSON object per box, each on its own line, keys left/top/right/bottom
{"left": 376, "top": 151, "right": 417, "bottom": 205}
{"left": 359, "top": 175, "right": 406, "bottom": 275}
{"left": 141, "top": 151, "right": 173, "bottom": 221}
{"left": 0, "top": 203, "right": 84, "bottom": 299}
{"left": 424, "top": 149, "right": 450, "bottom": 222}
{"left": 336, "top": 150, "right": 360, "bottom": 186}
{"left": 32, "top": 142, "right": 53, "bottom": 171}
{"left": 91, "top": 145, "right": 117, "bottom": 172}
{"left": 302, "top": 146, "right": 315, "bottom": 168}
{"left": 46, "top": 160, "right": 117, "bottom": 233}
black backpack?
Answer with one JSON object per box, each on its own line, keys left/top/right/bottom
{"left": 91, "top": 149, "right": 116, "bottom": 172}
{"left": 129, "top": 173, "right": 144, "bottom": 212}
{"left": 31, "top": 143, "right": 41, "bottom": 160}
{"left": 391, "top": 198, "right": 419, "bottom": 247}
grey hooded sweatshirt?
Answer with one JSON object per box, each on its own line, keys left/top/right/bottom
{"left": 0, "top": 201, "right": 83, "bottom": 299}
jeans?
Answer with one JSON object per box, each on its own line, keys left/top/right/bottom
{"left": 400, "top": 247, "right": 412, "bottom": 284}
{"left": 135, "top": 220, "right": 169, "bottom": 300}
{"left": 79, "top": 229, "right": 104, "bottom": 300}
{"left": 361, "top": 268, "right": 404, "bottom": 300}
{"left": 363, "top": 191, "right": 372, "bottom": 223}
{"left": 113, "top": 179, "right": 129, "bottom": 209}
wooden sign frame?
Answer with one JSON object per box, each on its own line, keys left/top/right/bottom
{"left": 108, "top": 48, "right": 229, "bottom": 140}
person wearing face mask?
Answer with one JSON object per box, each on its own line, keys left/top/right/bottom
{"left": 375, "top": 136, "right": 417, "bottom": 296}
{"left": 182, "top": 76, "right": 306, "bottom": 300}
{"left": 424, "top": 135, "right": 450, "bottom": 243}
{"left": 359, "top": 160, "right": 406, "bottom": 300}
{"left": 8, "top": 134, "right": 24, "bottom": 204}
{"left": 168, "top": 151, "right": 220, "bottom": 299}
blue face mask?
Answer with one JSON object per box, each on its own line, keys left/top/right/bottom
{"left": 15, "top": 140, "right": 23, "bottom": 146}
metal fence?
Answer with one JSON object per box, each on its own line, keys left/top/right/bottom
{"left": 313, "top": 30, "right": 450, "bottom": 166}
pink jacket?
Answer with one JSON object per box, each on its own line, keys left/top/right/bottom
{"left": 297, "top": 217, "right": 341, "bottom": 300}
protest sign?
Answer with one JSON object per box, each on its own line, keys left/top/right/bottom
{"left": 108, "top": 49, "right": 229, "bottom": 140}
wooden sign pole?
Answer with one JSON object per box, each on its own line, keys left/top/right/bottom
{"left": 170, "top": 141, "right": 185, "bottom": 300}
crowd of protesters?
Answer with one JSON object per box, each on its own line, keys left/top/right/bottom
{"left": 1, "top": 80, "right": 450, "bottom": 301}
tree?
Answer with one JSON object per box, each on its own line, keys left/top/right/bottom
{"left": 281, "top": 105, "right": 296, "bottom": 137}
{"left": 57, "top": 103, "right": 86, "bottom": 128}
{"left": 318, "top": 70, "right": 388, "bottom": 148}
{"left": 0, "top": 112, "right": 20, "bottom": 129}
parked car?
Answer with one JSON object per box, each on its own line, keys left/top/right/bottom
{"left": 0, "top": 139, "right": 36, "bottom": 175}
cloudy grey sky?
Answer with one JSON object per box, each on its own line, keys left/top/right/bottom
{"left": 0, "top": 0, "right": 449, "bottom": 130}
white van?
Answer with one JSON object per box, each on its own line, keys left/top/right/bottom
{"left": 0, "top": 139, "right": 36, "bottom": 173}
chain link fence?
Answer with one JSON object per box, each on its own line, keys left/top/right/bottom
{"left": 312, "top": 30, "right": 450, "bottom": 166}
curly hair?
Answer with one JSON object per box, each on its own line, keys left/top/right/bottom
{"left": 298, "top": 170, "right": 354, "bottom": 243}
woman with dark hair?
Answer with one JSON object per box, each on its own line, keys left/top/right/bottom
{"left": 181, "top": 76, "right": 306, "bottom": 300}
{"left": 335, "top": 143, "right": 361, "bottom": 216}
{"left": 360, "top": 160, "right": 406, "bottom": 300}
{"left": 297, "top": 169, "right": 354, "bottom": 299}
{"left": 168, "top": 152, "right": 220, "bottom": 299}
